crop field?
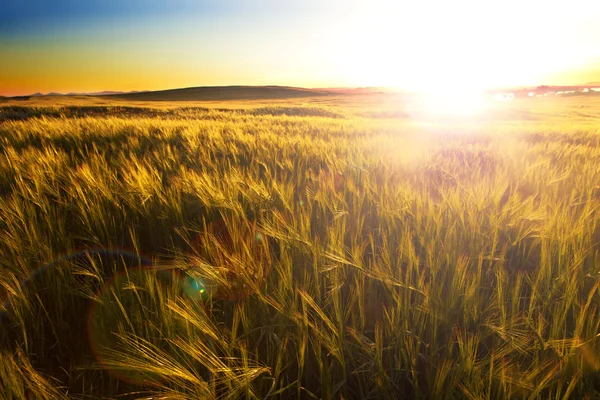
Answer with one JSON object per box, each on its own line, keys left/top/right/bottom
{"left": 0, "top": 96, "right": 600, "bottom": 399}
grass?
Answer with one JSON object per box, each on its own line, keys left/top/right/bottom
{"left": 0, "top": 97, "right": 599, "bottom": 399}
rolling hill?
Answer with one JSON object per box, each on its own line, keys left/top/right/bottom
{"left": 107, "top": 85, "right": 334, "bottom": 101}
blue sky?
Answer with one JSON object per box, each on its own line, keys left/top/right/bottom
{"left": 0, "top": 1, "right": 325, "bottom": 35}
{"left": 2, "top": 1, "right": 234, "bottom": 32}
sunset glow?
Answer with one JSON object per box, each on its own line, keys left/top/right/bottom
{"left": 1, "top": 0, "right": 600, "bottom": 95}
{"left": 416, "top": 89, "right": 488, "bottom": 117}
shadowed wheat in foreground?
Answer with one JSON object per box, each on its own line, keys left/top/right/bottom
{"left": 0, "top": 101, "right": 600, "bottom": 399}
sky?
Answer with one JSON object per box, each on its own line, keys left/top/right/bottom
{"left": 1, "top": 0, "right": 600, "bottom": 96}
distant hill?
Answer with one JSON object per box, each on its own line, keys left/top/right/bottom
{"left": 314, "top": 87, "right": 388, "bottom": 94}
{"left": 67, "top": 91, "right": 141, "bottom": 96}
{"left": 108, "top": 85, "right": 334, "bottom": 101}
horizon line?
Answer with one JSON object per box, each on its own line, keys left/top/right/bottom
{"left": 3, "top": 82, "right": 600, "bottom": 98}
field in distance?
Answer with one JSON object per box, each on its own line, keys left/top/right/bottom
{"left": 3, "top": 84, "right": 600, "bottom": 122}
{"left": 0, "top": 91, "right": 599, "bottom": 399}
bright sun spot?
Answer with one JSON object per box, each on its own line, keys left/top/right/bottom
{"left": 329, "top": 0, "right": 599, "bottom": 114}
{"left": 410, "top": 85, "right": 489, "bottom": 117}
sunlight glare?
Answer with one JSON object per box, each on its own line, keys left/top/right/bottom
{"left": 409, "top": 85, "right": 489, "bottom": 118}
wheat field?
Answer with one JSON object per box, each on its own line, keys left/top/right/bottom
{"left": 0, "top": 97, "right": 599, "bottom": 399}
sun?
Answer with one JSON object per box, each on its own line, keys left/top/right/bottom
{"left": 412, "top": 85, "right": 490, "bottom": 117}
{"left": 327, "top": 0, "right": 589, "bottom": 116}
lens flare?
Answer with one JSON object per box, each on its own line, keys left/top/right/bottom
{"left": 182, "top": 274, "right": 218, "bottom": 300}
{"left": 412, "top": 88, "right": 489, "bottom": 118}
{"left": 0, "top": 248, "right": 163, "bottom": 387}
{"left": 0, "top": 248, "right": 151, "bottom": 319}
{"left": 86, "top": 267, "right": 167, "bottom": 386}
